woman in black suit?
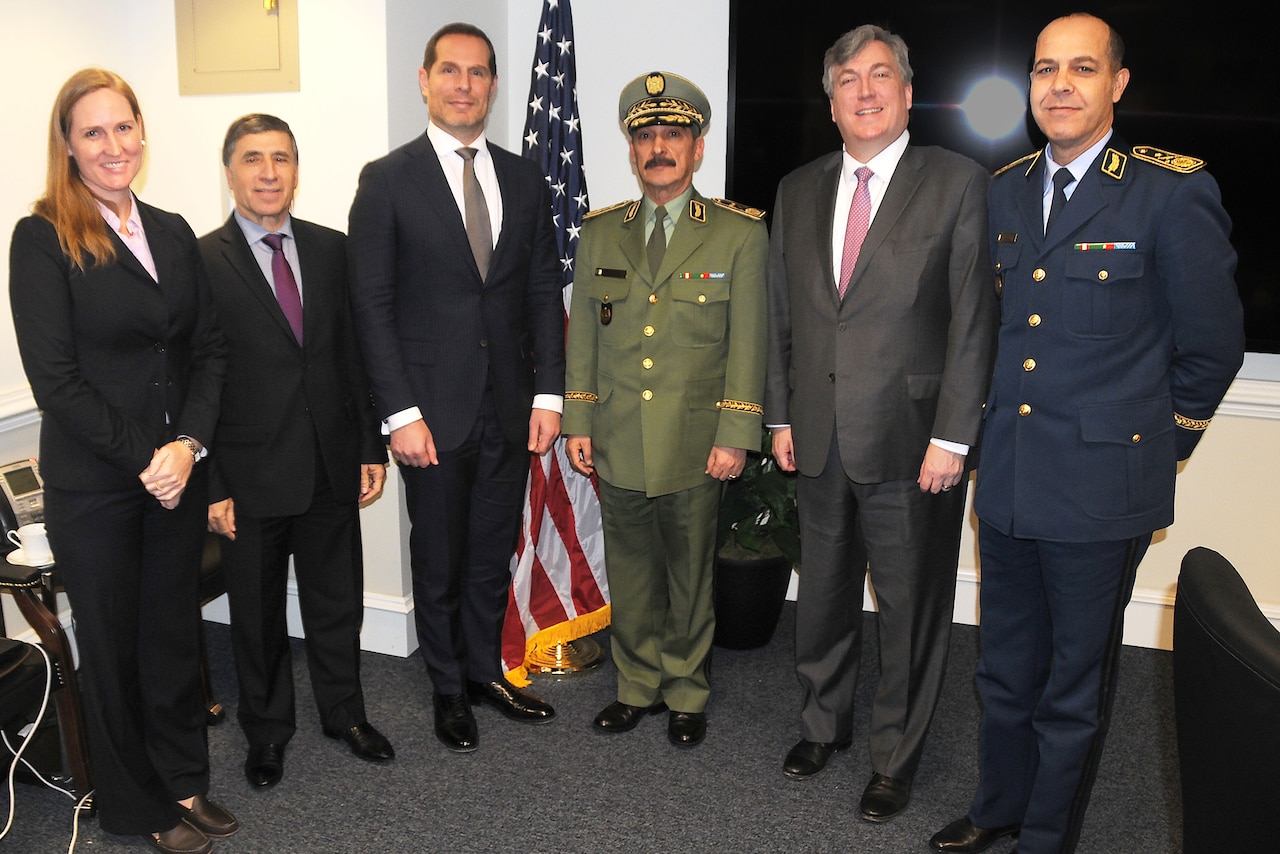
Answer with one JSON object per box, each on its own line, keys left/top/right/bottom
{"left": 8, "top": 69, "right": 235, "bottom": 854}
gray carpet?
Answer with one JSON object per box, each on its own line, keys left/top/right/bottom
{"left": 1, "top": 603, "right": 1181, "bottom": 853}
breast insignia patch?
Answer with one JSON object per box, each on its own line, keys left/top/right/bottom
{"left": 1131, "top": 145, "right": 1205, "bottom": 174}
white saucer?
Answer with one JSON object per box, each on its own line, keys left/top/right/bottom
{"left": 6, "top": 547, "right": 54, "bottom": 567}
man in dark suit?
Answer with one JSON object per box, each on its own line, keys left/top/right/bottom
{"left": 766, "top": 24, "right": 997, "bottom": 821}
{"left": 201, "top": 114, "right": 394, "bottom": 789}
{"left": 347, "top": 22, "right": 565, "bottom": 753}
{"left": 930, "top": 14, "right": 1244, "bottom": 854}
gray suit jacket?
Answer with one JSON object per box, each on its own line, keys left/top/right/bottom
{"left": 765, "top": 145, "right": 998, "bottom": 482}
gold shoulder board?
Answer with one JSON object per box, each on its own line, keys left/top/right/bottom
{"left": 711, "top": 198, "right": 766, "bottom": 220}
{"left": 994, "top": 151, "right": 1040, "bottom": 178}
{"left": 1131, "top": 145, "right": 1205, "bottom": 174}
{"left": 584, "top": 199, "right": 636, "bottom": 221}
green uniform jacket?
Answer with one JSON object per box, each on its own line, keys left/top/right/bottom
{"left": 564, "top": 190, "right": 768, "bottom": 497}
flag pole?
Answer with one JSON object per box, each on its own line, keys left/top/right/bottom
{"left": 502, "top": 0, "right": 607, "bottom": 681}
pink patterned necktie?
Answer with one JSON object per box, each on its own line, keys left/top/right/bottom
{"left": 838, "top": 166, "right": 873, "bottom": 299}
{"left": 263, "top": 232, "right": 303, "bottom": 344}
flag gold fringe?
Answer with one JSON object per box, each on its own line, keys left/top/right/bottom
{"left": 504, "top": 604, "right": 612, "bottom": 686}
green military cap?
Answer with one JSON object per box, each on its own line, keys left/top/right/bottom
{"left": 618, "top": 71, "right": 711, "bottom": 135}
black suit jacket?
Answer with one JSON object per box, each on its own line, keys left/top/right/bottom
{"left": 199, "top": 216, "right": 384, "bottom": 517}
{"left": 9, "top": 203, "right": 225, "bottom": 491}
{"left": 346, "top": 133, "right": 565, "bottom": 451}
{"left": 766, "top": 145, "right": 998, "bottom": 482}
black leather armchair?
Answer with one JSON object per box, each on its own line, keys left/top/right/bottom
{"left": 1173, "top": 546, "right": 1280, "bottom": 853}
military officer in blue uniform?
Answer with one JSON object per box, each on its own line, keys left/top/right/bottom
{"left": 563, "top": 72, "right": 768, "bottom": 748}
{"left": 930, "top": 13, "right": 1244, "bottom": 854}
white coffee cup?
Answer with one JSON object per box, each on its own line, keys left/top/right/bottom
{"left": 8, "top": 522, "right": 53, "bottom": 565}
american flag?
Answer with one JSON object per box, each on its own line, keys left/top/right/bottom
{"left": 501, "top": 0, "right": 610, "bottom": 681}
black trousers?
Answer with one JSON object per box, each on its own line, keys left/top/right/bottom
{"left": 221, "top": 455, "right": 368, "bottom": 746}
{"left": 400, "top": 391, "right": 526, "bottom": 693}
{"left": 45, "top": 468, "right": 209, "bottom": 835}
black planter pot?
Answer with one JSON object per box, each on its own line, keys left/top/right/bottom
{"left": 713, "top": 552, "right": 793, "bottom": 650}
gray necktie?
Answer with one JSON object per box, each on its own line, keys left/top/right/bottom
{"left": 1045, "top": 167, "right": 1073, "bottom": 235}
{"left": 457, "top": 147, "right": 493, "bottom": 278}
{"left": 647, "top": 205, "right": 667, "bottom": 277}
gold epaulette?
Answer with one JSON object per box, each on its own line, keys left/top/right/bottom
{"left": 711, "top": 198, "right": 766, "bottom": 220}
{"left": 995, "top": 151, "right": 1040, "bottom": 178}
{"left": 565, "top": 391, "right": 599, "bottom": 404}
{"left": 584, "top": 200, "right": 636, "bottom": 221}
{"left": 716, "top": 399, "right": 764, "bottom": 415}
{"left": 1131, "top": 146, "right": 1205, "bottom": 174}
{"left": 1174, "top": 412, "right": 1212, "bottom": 431}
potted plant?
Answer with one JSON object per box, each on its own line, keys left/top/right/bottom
{"left": 714, "top": 428, "right": 801, "bottom": 649}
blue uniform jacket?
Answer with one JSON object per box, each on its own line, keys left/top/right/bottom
{"left": 975, "top": 137, "right": 1244, "bottom": 542}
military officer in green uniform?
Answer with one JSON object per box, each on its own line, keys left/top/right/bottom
{"left": 564, "top": 71, "right": 768, "bottom": 748}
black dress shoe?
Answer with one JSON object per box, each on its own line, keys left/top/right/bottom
{"left": 175, "top": 794, "right": 239, "bottom": 838}
{"left": 782, "top": 737, "right": 853, "bottom": 779}
{"left": 146, "top": 822, "right": 211, "bottom": 854}
{"left": 467, "top": 679, "right": 556, "bottom": 723}
{"left": 592, "top": 700, "right": 667, "bottom": 733}
{"left": 858, "top": 772, "right": 912, "bottom": 821}
{"left": 434, "top": 692, "right": 478, "bottom": 752}
{"left": 324, "top": 721, "right": 395, "bottom": 762}
{"left": 667, "top": 711, "right": 707, "bottom": 747}
{"left": 930, "top": 816, "right": 1020, "bottom": 852}
{"left": 244, "top": 743, "right": 284, "bottom": 788}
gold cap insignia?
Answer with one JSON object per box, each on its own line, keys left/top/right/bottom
{"left": 619, "top": 71, "right": 711, "bottom": 134}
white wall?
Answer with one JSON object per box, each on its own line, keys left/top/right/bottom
{"left": 2, "top": 0, "right": 1275, "bottom": 649}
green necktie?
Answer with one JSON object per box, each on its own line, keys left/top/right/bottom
{"left": 647, "top": 204, "right": 667, "bottom": 277}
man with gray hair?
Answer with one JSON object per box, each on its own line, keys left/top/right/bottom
{"left": 766, "top": 24, "right": 997, "bottom": 820}
{"left": 201, "top": 113, "right": 394, "bottom": 789}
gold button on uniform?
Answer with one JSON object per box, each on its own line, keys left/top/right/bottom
{"left": 643, "top": 325, "right": 655, "bottom": 337}
{"left": 642, "top": 358, "right": 654, "bottom": 369}
{"left": 1098, "top": 270, "right": 1109, "bottom": 281}
{"left": 649, "top": 293, "right": 658, "bottom": 303}
{"left": 1018, "top": 404, "right": 1032, "bottom": 416}
{"left": 1023, "top": 358, "right": 1036, "bottom": 371}
{"left": 697, "top": 294, "right": 707, "bottom": 303}
{"left": 1029, "top": 314, "right": 1042, "bottom": 327}
{"left": 1132, "top": 434, "right": 1141, "bottom": 443}
{"left": 1033, "top": 268, "right": 1046, "bottom": 282}
{"left": 642, "top": 390, "right": 653, "bottom": 401}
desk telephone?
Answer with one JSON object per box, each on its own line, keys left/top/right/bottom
{"left": 0, "top": 458, "right": 44, "bottom": 538}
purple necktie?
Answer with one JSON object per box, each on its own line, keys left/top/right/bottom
{"left": 838, "top": 166, "right": 873, "bottom": 299}
{"left": 262, "top": 232, "right": 303, "bottom": 344}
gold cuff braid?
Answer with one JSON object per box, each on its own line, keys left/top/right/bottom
{"left": 716, "top": 399, "right": 764, "bottom": 415}
{"left": 1174, "top": 412, "right": 1212, "bottom": 431}
{"left": 565, "top": 391, "right": 598, "bottom": 404}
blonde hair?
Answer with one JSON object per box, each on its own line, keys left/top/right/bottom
{"left": 33, "top": 68, "right": 144, "bottom": 271}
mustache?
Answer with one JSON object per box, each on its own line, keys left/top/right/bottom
{"left": 644, "top": 155, "right": 677, "bottom": 169}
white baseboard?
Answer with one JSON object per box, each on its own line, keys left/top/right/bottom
{"left": 786, "top": 568, "right": 1280, "bottom": 653}
{"left": 201, "top": 585, "right": 419, "bottom": 658}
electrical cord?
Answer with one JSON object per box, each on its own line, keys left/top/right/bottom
{"left": 1, "top": 639, "right": 54, "bottom": 839}
{"left": 0, "top": 641, "right": 93, "bottom": 853}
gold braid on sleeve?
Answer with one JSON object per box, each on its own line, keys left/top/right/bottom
{"left": 566, "top": 391, "right": 599, "bottom": 404}
{"left": 716, "top": 399, "right": 764, "bottom": 415}
{"left": 1174, "top": 412, "right": 1211, "bottom": 431}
